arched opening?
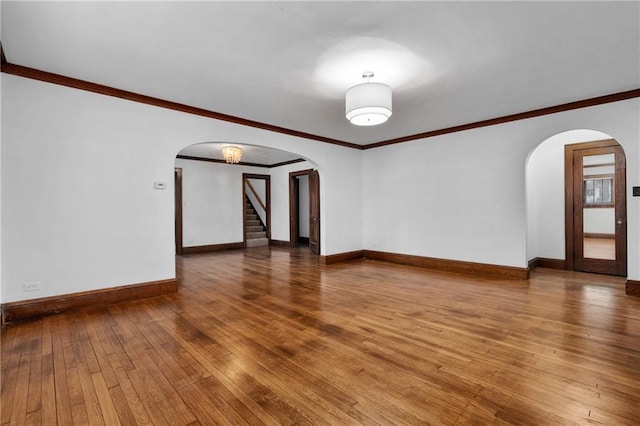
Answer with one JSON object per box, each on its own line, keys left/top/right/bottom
{"left": 172, "top": 142, "right": 321, "bottom": 255}
{"left": 526, "top": 129, "right": 627, "bottom": 276}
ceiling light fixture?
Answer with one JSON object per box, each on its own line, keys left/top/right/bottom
{"left": 345, "top": 71, "right": 392, "bottom": 126}
{"left": 221, "top": 145, "right": 243, "bottom": 164}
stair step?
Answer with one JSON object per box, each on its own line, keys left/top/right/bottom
{"left": 246, "top": 237, "right": 269, "bottom": 248}
{"left": 244, "top": 196, "right": 266, "bottom": 246}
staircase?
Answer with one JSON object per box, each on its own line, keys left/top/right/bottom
{"left": 245, "top": 197, "right": 268, "bottom": 247}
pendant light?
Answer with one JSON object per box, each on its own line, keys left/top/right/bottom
{"left": 345, "top": 71, "right": 392, "bottom": 126}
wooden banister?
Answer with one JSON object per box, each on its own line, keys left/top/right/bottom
{"left": 245, "top": 179, "right": 266, "bottom": 212}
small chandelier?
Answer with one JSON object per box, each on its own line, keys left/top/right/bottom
{"left": 221, "top": 145, "right": 243, "bottom": 164}
{"left": 345, "top": 71, "right": 392, "bottom": 126}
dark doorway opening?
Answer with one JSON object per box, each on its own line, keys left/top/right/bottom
{"left": 289, "top": 169, "right": 320, "bottom": 255}
{"left": 174, "top": 167, "right": 183, "bottom": 255}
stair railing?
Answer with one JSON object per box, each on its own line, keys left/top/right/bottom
{"left": 245, "top": 179, "right": 267, "bottom": 225}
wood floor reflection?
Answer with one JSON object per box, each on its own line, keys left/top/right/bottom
{"left": 2, "top": 247, "right": 639, "bottom": 425}
{"left": 583, "top": 237, "right": 616, "bottom": 260}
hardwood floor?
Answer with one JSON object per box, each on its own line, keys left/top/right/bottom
{"left": 2, "top": 247, "right": 639, "bottom": 425}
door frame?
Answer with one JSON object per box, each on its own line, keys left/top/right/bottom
{"left": 289, "top": 169, "right": 320, "bottom": 253}
{"left": 290, "top": 174, "right": 301, "bottom": 245}
{"left": 308, "top": 170, "right": 320, "bottom": 255}
{"left": 564, "top": 139, "right": 627, "bottom": 275}
{"left": 174, "top": 167, "right": 183, "bottom": 255}
{"left": 289, "top": 169, "right": 313, "bottom": 247}
{"left": 243, "top": 173, "right": 271, "bottom": 246}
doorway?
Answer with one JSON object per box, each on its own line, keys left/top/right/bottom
{"left": 243, "top": 173, "right": 270, "bottom": 247}
{"left": 174, "top": 167, "right": 183, "bottom": 255}
{"left": 289, "top": 169, "right": 320, "bottom": 255}
{"left": 293, "top": 174, "right": 310, "bottom": 246}
{"left": 565, "top": 140, "right": 627, "bottom": 276}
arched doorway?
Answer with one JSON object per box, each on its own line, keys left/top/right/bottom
{"left": 173, "top": 142, "right": 319, "bottom": 254}
{"left": 526, "top": 129, "right": 627, "bottom": 276}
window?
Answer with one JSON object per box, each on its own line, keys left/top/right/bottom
{"left": 584, "top": 176, "right": 613, "bottom": 206}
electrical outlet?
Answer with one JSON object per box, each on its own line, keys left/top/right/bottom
{"left": 23, "top": 282, "right": 41, "bottom": 292}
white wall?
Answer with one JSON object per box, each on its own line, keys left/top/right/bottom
{"left": 526, "top": 129, "right": 612, "bottom": 260}
{"left": 298, "top": 175, "right": 310, "bottom": 238}
{"left": 364, "top": 124, "right": 529, "bottom": 267}
{"left": 364, "top": 99, "right": 639, "bottom": 278}
{"left": 1, "top": 75, "right": 363, "bottom": 303}
{"left": 2, "top": 73, "right": 638, "bottom": 305}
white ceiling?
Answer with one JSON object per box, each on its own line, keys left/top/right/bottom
{"left": 2, "top": 1, "right": 638, "bottom": 147}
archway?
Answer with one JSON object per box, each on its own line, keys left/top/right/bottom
{"left": 172, "top": 142, "right": 320, "bottom": 254}
{"left": 526, "top": 129, "right": 627, "bottom": 276}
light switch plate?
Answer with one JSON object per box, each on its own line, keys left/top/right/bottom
{"left": 633, "top": 186, "right": 640, "bottom": 197}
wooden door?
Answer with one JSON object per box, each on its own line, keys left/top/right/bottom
{"left": 566, "top": 142, "right": 626, "bottom": 276}
{"left": 290, "top": 177, "right": 300, "bottom": 246}
{"left": 309, "top": 170, "right": 320, "bottom": 255}
{"left": 174, "top": 168, "right": 183, "bottom": 255}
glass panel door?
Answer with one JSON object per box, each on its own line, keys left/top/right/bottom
{"left": 572, "top": 145, "right": 626, "bottom": 276}
{"left": 582, "top": 153, "right": 615, "bottom": 260}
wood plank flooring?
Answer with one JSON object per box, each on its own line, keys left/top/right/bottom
{"left": 2, "top": 246, "right": 639, "bottom": 425}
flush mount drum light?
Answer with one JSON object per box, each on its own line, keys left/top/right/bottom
{"left": 345, "top": 71, "right": 392, "bottom": 126}
{"left": 221, "top": 145, "right": 243, "bottom": 164}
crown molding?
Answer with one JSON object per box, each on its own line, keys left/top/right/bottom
{"left": 2, "top": 57, "right": 638, "bottom": 152}
{"left": 0, "top": 61, "right": 362, "bottom": 150}
{"left": 268, "top": 158, "right": 308, "bottom": 168}
{"left": 363, "top": 88, "right": 640, "bottom": 149}
{"left": 176, "top": 154, "right": 305, "bottom": 168}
